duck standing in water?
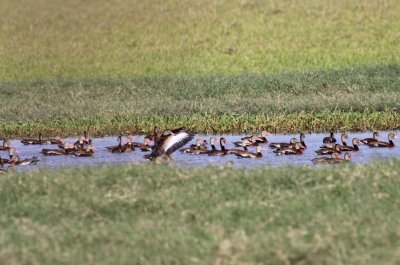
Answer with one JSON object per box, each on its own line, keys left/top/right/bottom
{"left": 323, "top": 132, "right": 336, "bottom": 144}
{"left": 226, "top": 139, "right": 251, "bottom": 155}
{"left": 72, "top": 140, "right": 96, "bottom": 157}
{"left": 269, "top": 138, "right": 298, "bottom": 149}
{"left": 365, "top": 133, "right": 398, "bottom": 148}
{"left": 315, "top": 144, "right": 341, "bottom": 155}
{"left": 360, "top": 131, "right": 380, "bottom": 145}
{"left": 241, "top": 130, "right": 270, "bottom": 144}
{"left": 41, "top": 142, "right": 75, "bottom": 155}
{"left": 21, "top": 133, "right": 49, "bottom": 145}
{"left": 321, "top": 133, "right": 347, "bottom": 149}
{"left": 180, "top": 139, "right": 208, "bottom": 153}
{"left": 144, "top": 127, "right": 194, "bottom": 162}
{"left": 235, "top": 145, "right": 266, "bottom": 158}
{"left": 207, "top": 138, "right": 228, "bottom": 156}
{"left": 340, "top": 138, "right": 361, "bottom": 152}
{"left": 274, "top": 142, "right": 303, "bottom": 155}
{"left": 8, "top": 148, "right": 39, "bottom": 165}
{"left": 312, "top": 153, "right": 352, "bottom": 164}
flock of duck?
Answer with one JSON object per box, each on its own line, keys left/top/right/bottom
{"left": 0, "top": 128, "right": 398, "bottom": 172}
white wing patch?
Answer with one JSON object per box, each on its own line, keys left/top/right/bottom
{"left": 163, "top": 132, "right": 191, "bottom": 154}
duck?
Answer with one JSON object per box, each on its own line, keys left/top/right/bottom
{"left": 322, "top": 132, "right": 336, "bottom": 144}
{"left": 0, "top": 140, "right": 12, "bottom": 151}
{"left": 274, "top": 143, "right": 303, "bottom": 155}
{"left": 226, "top": 139, "right": 251, "bottom": 155}
{"left": 106, "top": 134, "right": 124, "bottom": 153}
{"left": 47, "top": 136, "right": 64, "bottom": 145}
{"left": 144, "top": 127, "right": 194, "bottom": 161}
{"left": 315, "top": 144, "right": 341, "bottom": 155}
{"left": 321, "top": 133, "right": 347, "bottom": 148}
{"left": 139, "top": 138, "right": 153, "bottom": 152}
{"left": 74, "top": 131, "right": 90, "bottom": 146}
{"left": 340, "top": 138, "right": 361, "bottom": 152}
{"left": 207, "top": 138, "right": 228, "bottom": 156}
{"left": 311, "top": 153, "right": 338, "bottom": 164}
{"left": 21, "top": 133, "right": 49, "bottom": 145}
{"left": 41, "top": 142, "right": 75, "bottom": 156}
{"left": 241, "top": 130, "right": 270, "bottom": 143}
{"left": 235, "top": 145, "right": 266, "bottom": 158}
{"left": 365, "top": 133, "right": 398, "bottom": 148}
{"left": 269, "top": 138, "right": 297, "bottom": 149}
{"left": 72, "top": 140, "right": 96, "bottom": 157}
{"left": 299, "top": 133, "right": 307, "bottom": 149}
{"left": 180, "top": 139, "right": 208, "bottom": 153}
{"left": 234, "top": 136, "right": 259, "bottom": 147}
{"left": 312, "top": 153, "right": 351, "bottom": 164}
{"left": 8, "top": 148, "right": 39, "bottom": 165}
{"left": 193, "top": 137, "right": 218, "bottom": 155}
{"left": 360, "top": 131, "right": 380, "bottom": 145}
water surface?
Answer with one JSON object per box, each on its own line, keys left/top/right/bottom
{"left": 3, "top": 131, "right": 399, "bottom": 172}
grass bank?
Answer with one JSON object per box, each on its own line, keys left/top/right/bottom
{"left": 1, "top": 161, "right": 400, "bottom": 264}
{"left": 0, "top": 0, "right": 399, "bottom": 80}
{"left": 1, "top": 64, "right": 400, "bottom": 137}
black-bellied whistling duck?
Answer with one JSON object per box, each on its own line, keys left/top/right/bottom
{"left": 139, "top": 138, "right": 153, "bottom": 152}
{"left": 274, "top": 142, "right": 303, "bottom": 155}
{"left": 360, "top": 131, "right": 380, "bottom": 145}
{"left": 106, "top": 134, "right": 123, "bottom": 152}
{"left": 312, "top": 153, "right": 341, "bottom": 164}
{"left": 181, "top": 139, "right": 208, "bottom": 153}
{"left": 194, "top": 137, "right": 218, "bottom": 155}
{"left": 227, "top": 139, "right": 251, "bottom": 155}
{"left": 269, "top": 138, "right": 297, "bottom": 149}
{"left": 315, "top": 144, "right": 341, "bottom": 155}
{"left": 234, "top": 136, "right": 259, "bottom": 147}
{"left": 47, "top": 136, "right": 64, "bottom": 145}
{"left": 241, "top": 131, "right": 270, "bottom": 143}
{"left": 41, "top": 142, "right": 74, "bottom": 156}
{"left": 321, "top": 133, "right": 347, "bottom": 149}
{"left": 21, "top": 133, "right": 49, "bottom": 145}
{"left": 299, "top": 133, "right": 307, "bottom": 149}
{"left": 366, "top": 133, "right": 398, "bottom": 148}
{"left": 72, "top": 140, "right": 96, "bottom": 157}
{"left": 313, "top": 152, "right": 352, "bottom": 164}
{"left": 340, "top": 138, "right": 360, "bottom": 151}
{"left": 323, "top": 132, "right": 336, "bottom": 144}
{"left": 207, "top": 138, "right": 228, "bottom": 156}
{"left": 0, "top": 140, "right": 11, "bottom": 151}
{"left": 144, "top": 127, "right": 194, "bottom": 161}
{"left": 235, "top": 145, "right": 266, "bottom": 158}
{"left": 74, "top": 131, "right": 90, "bottom": 146}
{"left": 8, "top": 148, "right": 39, "bottom": 165}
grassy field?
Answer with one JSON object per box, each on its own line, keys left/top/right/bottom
{"left": 0, "top": 0, "right": 399, "bottom": 80}
{"left": 1, "top": 64, "right": 399, "bottom": 137}
{"left": 1, "top": 161, "right": 400, "bottom": 264}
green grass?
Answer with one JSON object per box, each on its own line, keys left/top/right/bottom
{"left": 1, "top": 161, "right": 400, "bottom": 264}
{"left": 1, "top": 64, "right": 400, "bottom": 137}
{"left": 0, "top": 0, "right": 399, "bottom": 80}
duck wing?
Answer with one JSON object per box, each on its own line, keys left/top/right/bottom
{"left": 163, "top": 131, "right": 195, "bottom": 156}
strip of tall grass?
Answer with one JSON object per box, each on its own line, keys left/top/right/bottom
{"left": 0, "top": 0, "right": 399, "bottom": 80}
{"left": 1, "top": 161, "right": 400, "bottom": 264}
{"left": 1, "top": 64, "right": 399, "bottom": 137}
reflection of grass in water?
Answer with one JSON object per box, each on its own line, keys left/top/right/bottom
{"left": 1, "top": 64, "right": 400, "bottom": 137}
{"left": 1, "top": 161, "right": 400, "bottom": 264}
{"left": 1, "top": 0, "right": 399, "bottom": 80}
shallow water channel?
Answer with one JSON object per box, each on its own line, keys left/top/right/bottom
{"left": 4, "top": 131, "right": 400, "bottom": 172}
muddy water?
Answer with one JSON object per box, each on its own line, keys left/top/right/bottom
{"left": 3, "top": 131, "right": 400, "bottom": 172}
